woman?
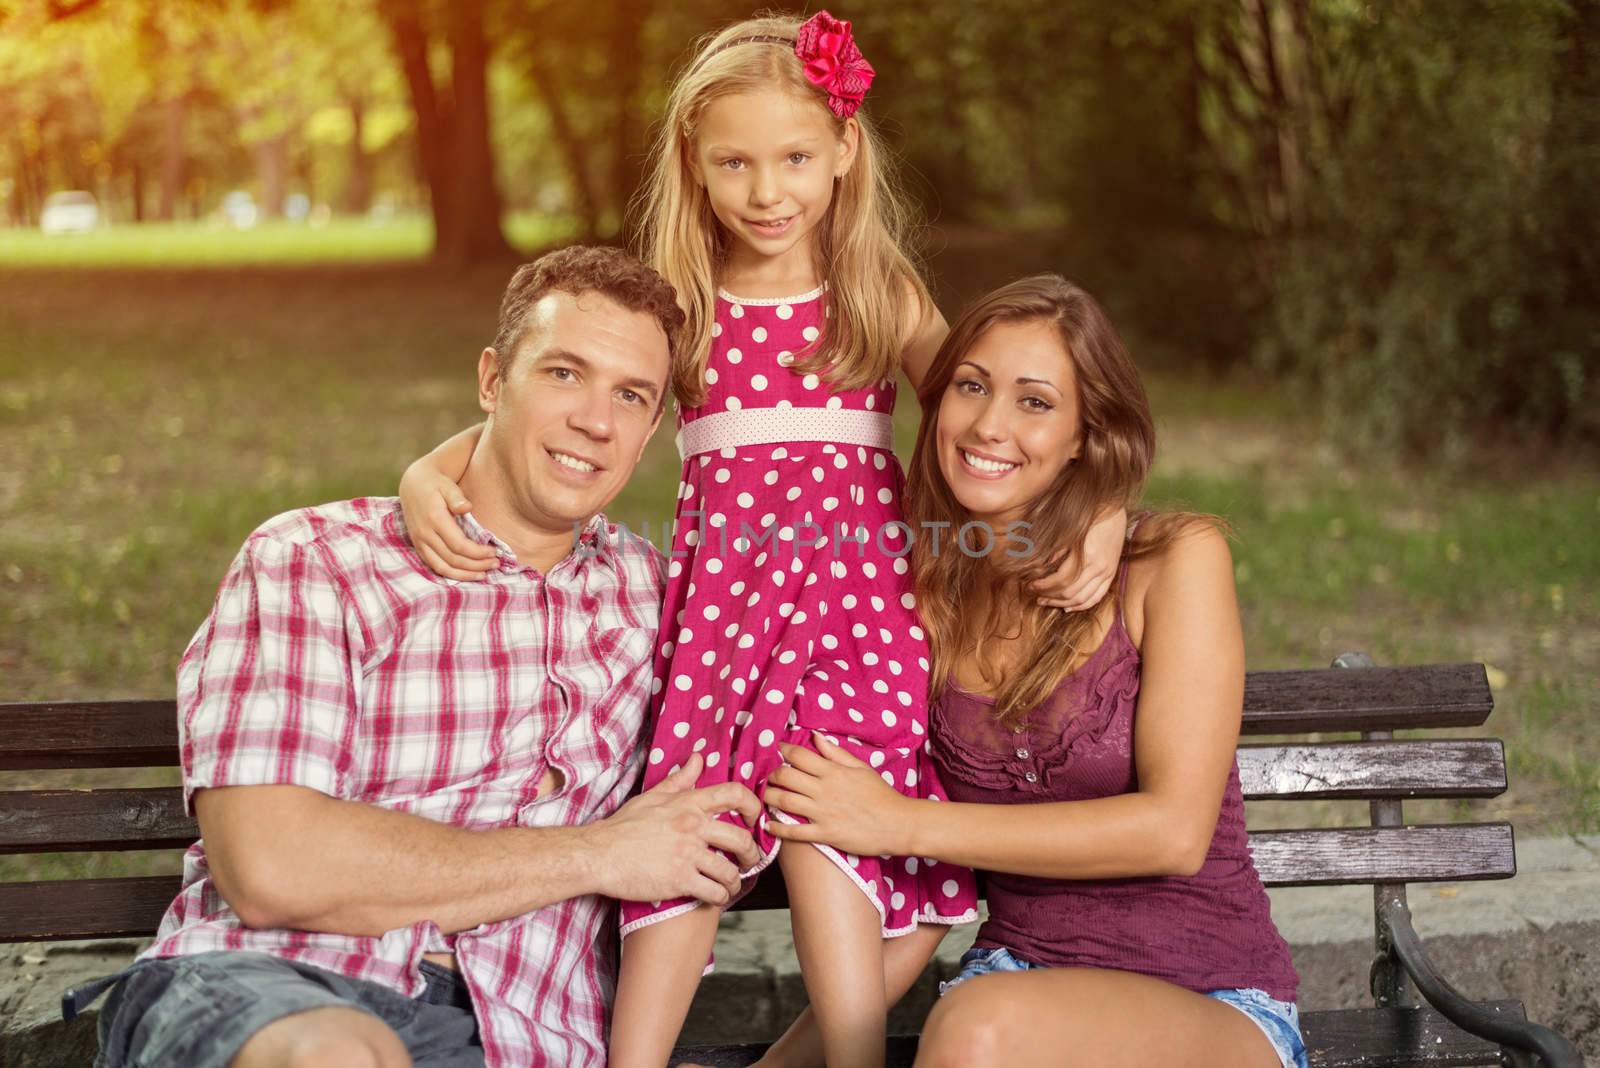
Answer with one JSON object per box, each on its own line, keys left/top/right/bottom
{"left": 763, "top": 275, "right": 1307, "bottom": 1068}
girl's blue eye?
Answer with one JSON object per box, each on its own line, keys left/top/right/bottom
{"left": 722, "top": 159, "right": 744, "bottom": 170}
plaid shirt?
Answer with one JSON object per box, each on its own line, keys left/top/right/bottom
{"left": 150, "top": 497, "right": 665, "bottom": 1068}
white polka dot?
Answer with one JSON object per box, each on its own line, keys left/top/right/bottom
{"left": 777, "top": 350, "right": 794, "bottom": 366}
{"left": 869, "top": 751, "right": 885, "bottom": 767}
{"left": 891, "top": 891, "right": 906, "bottom": 909}
{"left": 910, "top": 626, "right": 925, "bottom": 641}
{"left": 765, "top": 689, "right": 784, "bottom": 705}
{"left": 818, "top": 693, "right": 834, "bottom": 710}
{"left": 873, "top": 454, "right": 887, "bottom": 470}
{"left": 942, "top": 880, "right": 959, "bottom": 897}
{"left": 862, "top": 652, "right": 879, "bottom": 666}
{"left": 866, "top": 395, "right": 876, "bottom": 409}
{"left": 759, "top": 729, "right": 776, "bottom": 746}
{"left": 911, "top": 719, "right": 924, "bottom": 736}
{"left": 732, "top": 678, "right": 746, "bottom": 695}
{"left": 752, "top": 326, "right": 768, "bottom": 342}
{"left": 894, "top": 559, "right": 909, "bottom": 575}
{"left": 737, "top": 492, "right": 755, "bottom": 508}
{"left": 848, "top": 707, "right": 864, "bottom": 722}
{"left": 874, "top": 680, "right": 890, "bottom": 694}
{"left": 707, "top": 752, "right": 721, "bottom": 768}
{"left": 673, "top": 721, "right": 690, "bottom": 738}
{"left": 703, "top": 605, "right": 720, "bottom": 620}
{"left": 699, "top": 694, "right": 715, "bottom": 709}
{"left": 726, "top": 396, "right": 742, "bottom": 411}
{"left": 821, "top": 634, "right": 839, "bottom": 650}
{"left": 693, "top": 737, "right": 707, "bottom": 753}
{"left": 730, "top": 581, "right": 746, "bottom": 596}
{"left": 764, "top": 470, "right": 780, "bottom": 485}
{"left": 706, "top": 558, "right": 724, "bottom": 575}
{"left": 803, "top": 325, "right": 820, "bottom": 341}
{"left": 906, "top": 769, "right": 918, "bottom": 787}
{"left": 823, "top": 496, "right": 840, "bottom": 511}
{"left": 786, "top": 486, "right": 803, "bottom": 502}
{"left": 700, "top": 650, "right": 715, "bottom": 666}
{"left": 750, "top": 373, "right": 767, "bottom": 390}
{"left": 862, "top": 562, "right": 877, "bottom": 579}
{"left": 906, "top": 857, "right": 919, "bottom": 874}
{"left": 879, "top": 627, "right": 894, "bottom": 643}
{"left": 901, "top": 593, "right": 916, "bottom": 609}
{"left": 802, "top": 374, "right": 820, "bottom": 390}
{"left": 668, "top": 560, "right": 682, "bottom": 578}
{"left": 730, "top": 304, "right": 744, "bottom": 318}
{"left": 712, "top": 322, "right": 723, "bottom": 337}
{"left": 841, "top": 682, "right": 856, "bottom": 697}
{"left": 740, "top": 761, "right": 755, "bottom": 779}
{"left": 649, "top": 748, "right": 664, "bottom": 764}
{"left": 678, "top": 627, "right": 694, "bottom": 644}
{"left": 715, "top": 468, "right": 732, "bottom": 484}
{"left": 777, "top": 304, "right": 794, "bottom": 320}
{"left": 811, "top": 467, "right": 825, "bottom": 482}
{"left": 878, "top": 487, "right": 894, "bottom": 504}
{"left": 881, "top": 770, "right": 895, "bottom": 785}
{"left": 727, "top": 347, "right": 743, "bottom": 364}
{"left": 706, "top": 367, "right": 719, "bottom": 385}
{"left": 898, "top": 691, "right": 913, "bottom": 707}
{"left": 827, "top": 397, "right": 843, "bottom": 410}
{"left": 738, "top": 634, "right": 756, "bottom": 649}
{"left": 674, "top": 674, "right": 692, "bottom": 691}
{"left": 871, "top": 596, "right": 885, "bottom": 612}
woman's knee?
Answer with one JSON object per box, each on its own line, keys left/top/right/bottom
{"left": 915, "top": 980, "right": 1025, "bottom": 1067}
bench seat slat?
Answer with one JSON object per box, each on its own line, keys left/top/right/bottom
{"left": 1238, "top": 741, "right": 1506, "bottom": 801}
{"left": 1250, "top": 824, "right": 1516, "bottom": 887}
{"left": 669, "top": 1005, "right": 1519, "bottom": 1067}
{"left": 0, "top": 663, "right": 1492, "bottom": 771}
{"left": 0, "top": 789, "right": 196, "bottom": 854}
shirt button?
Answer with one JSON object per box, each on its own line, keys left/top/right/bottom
{"left": 1013, "top": 724, "right": 1026, "bottom": 734}
{"left": 1015, "top": 748, "right": 1030, "bottom": 760}
{"left": 1023, "top": 771, "right": 1038, "bottom": 783}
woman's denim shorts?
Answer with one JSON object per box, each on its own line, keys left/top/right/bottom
{"left": 939, "top": 946, "right": 1308, "bottom": 1068}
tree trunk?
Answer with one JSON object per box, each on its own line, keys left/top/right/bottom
{"left": 345, "top": 96, "right": 373, "bottom": 214}
{"left": 253, "top": 133, "right": 289, "bottom": 219}
{"left": 157, "top": 95, "right": 185, "bottom": 222}
{"left": 381, "top": 0, "right": 510, "bottom": 265}
{"left": 129, "top": 157, "right": 145, "bottom": 222}
{"left": 442, "top": 0, "right": 510, "bottom": 263}
{"left": 607, "top": 0, "right": 650, "bottom": 241}
{"left": 527, "top": 55, "right": 600, "bottom": 242}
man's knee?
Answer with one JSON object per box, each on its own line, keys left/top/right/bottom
{"left": 230, "top": 1007, "right": 412, "bottom": 1068}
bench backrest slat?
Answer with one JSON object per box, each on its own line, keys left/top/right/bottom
{"left": 0, "top": 876, "right": 180, "bottom": 942}
{"left": 1237, "top": 740, "right": 1506, "bottom": 800}
{"left": 0, "top": 663, "right": 1494, "bottom": 772}
{"left": 0, "top": 789, "right": 195, "bottom": 853}
{"left": 1247, "top": 824, "right": 1516, "bottom": 887}
{"left": 0, "top": 700, "right": 177, "bottom": 771}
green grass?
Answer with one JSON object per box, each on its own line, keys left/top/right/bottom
{"left": 1, "top": 249, "right": 1596, "bottom": 884}
{"left": 0, "top": 213, "right": 579, "bottom": 267}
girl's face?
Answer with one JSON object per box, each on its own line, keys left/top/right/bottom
{"left": 692, "top": 88, "right": 858, "bottom": 273}
{"left": 935, "top": 319, "right": 1084, "bottom": 528}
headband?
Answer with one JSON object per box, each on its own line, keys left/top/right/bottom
{"left": 709, "top": 11, "right": 876, "bottom": 119}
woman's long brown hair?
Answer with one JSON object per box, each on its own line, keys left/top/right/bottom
{"left": 905, "top": 275, "right": 1217, "bottom": 728}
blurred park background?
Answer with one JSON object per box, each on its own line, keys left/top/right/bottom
{"left": 1, "top": 0, "right": 1596, "bottom": 888}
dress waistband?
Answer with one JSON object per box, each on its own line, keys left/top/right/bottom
{"left": 676, "top": 407, "right": 895, "bottom": 459}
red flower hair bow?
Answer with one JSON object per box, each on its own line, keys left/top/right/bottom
{"left": 795, "top": 11, "right": 875, "bottom": 119}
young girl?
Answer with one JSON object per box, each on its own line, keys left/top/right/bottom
{"left": 399, "top": 13, "right": 1126, "bottom": 1066}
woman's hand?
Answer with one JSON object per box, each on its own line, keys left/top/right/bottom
{"left": 764, "top": 732, "right": 918, "bottom": 858}
{"left": 1031, "top": 505, "right": 1128, "bottom": 611}
{"left": 399, "top": 457, "right": 498, "bottom": 581}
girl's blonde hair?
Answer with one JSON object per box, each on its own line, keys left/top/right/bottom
{"left": 635, "top": 12, "right": 932, "bottom": 408}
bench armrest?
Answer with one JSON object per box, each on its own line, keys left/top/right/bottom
{"left": 1379, "top": 894, "right": 1582, "bottom": 1068}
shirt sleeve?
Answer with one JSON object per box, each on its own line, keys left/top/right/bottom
{"left": 177, "top": 532, "right": 358, "bottom": 813}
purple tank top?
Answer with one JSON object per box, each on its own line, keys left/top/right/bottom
{"left": 930, "top": 570, "right": 1299, "bottom": 1003}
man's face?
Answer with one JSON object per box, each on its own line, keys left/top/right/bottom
{"left": 478, "top": 290, "right": 670, "bottom": 536}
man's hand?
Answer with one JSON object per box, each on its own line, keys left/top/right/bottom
{"left": 587, "top": 754, "right": 762, "bottom": 906}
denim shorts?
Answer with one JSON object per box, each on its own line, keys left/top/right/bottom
{"left": 68, "top": 951, "right": 484, "bottom": 1068}
{"left": 939, "top": 946, "right": 1308, "bottom": 1068}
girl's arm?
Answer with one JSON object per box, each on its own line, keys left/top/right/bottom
{"left": 766, "top": 524, "right": 1242, "bottom": 880}
{"left": 399, "top": 423, "right": 498, "bottom": 581}
{"left": 1031, "top": 503, "right": 1129, "bottom": 612}
{"left": 898, "top": 283, "right": 949, "bottom": 394}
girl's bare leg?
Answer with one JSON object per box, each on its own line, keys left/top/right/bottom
{"left": 779, "top": 843, "right": 891, "bottom": 1068}
{"left": 752, "top": 923, "right": 949, "bottom": 1068}
{"left": 915, "top": 967, "right": 1285, "bottom": 1068}
{"left": 609, "top": 904, "right": 722, "bottom": 1068}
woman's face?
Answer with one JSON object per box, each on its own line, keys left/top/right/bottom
{"left": 935, "top": 318, "right": 1083, "bottom": 529}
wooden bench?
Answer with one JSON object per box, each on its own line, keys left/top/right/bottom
{"left": 0, "top": 656, "right": 1581, "bottom": 1067}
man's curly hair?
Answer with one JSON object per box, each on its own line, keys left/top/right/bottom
{"left": 491, "top": 245, "right": 686, "bottom": 409}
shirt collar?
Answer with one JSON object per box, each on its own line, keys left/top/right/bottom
{"left": 454, "top": 511, "right": 617, "bottom": 575}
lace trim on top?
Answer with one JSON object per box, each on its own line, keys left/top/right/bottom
{"left": 716, "top": 283, "right": 827, "bottom": 306}
{"left": 932, "top": 615, "right": 1141, "bottom": 793}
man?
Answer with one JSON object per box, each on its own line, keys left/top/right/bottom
{"left": 70, "top": 246, "right": 760, "bottom": 1068}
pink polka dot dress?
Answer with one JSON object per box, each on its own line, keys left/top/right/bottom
{"left": 618, "top": 285, "right": 979, "bottom": 943}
